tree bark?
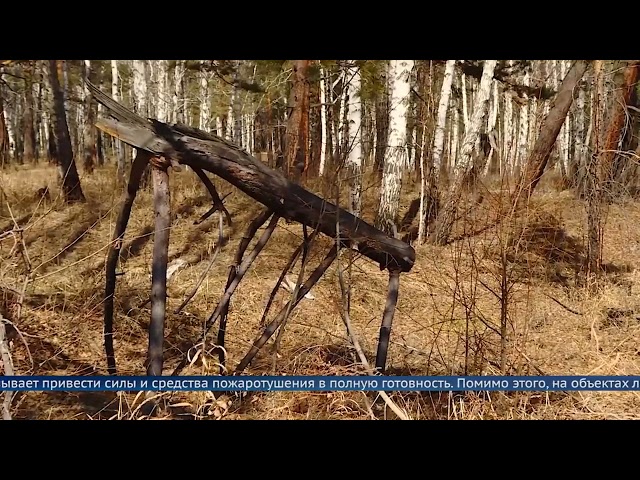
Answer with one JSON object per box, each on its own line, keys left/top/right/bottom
{"left": 89, "top": 80, "right": 415, "bottom": 272}
{"left": 429, "top": 60, "right": 497, "bottom": 245}
{"left": 512, "top": 60, "right": 589, "bottom": 206}
{"left": 22, "top": 63, "right": 37, "bottom": 163}
{"left": 286, "top": 60, "right": 311, "bottom": 183}
{"left": 47, "top": 60, "right": 85, "bottom": 203}
{"left": 599, "top": 60, "right": 640, "bottom": 195}
{"left": 83, "top": 60, "right": 97, "bottom": 174}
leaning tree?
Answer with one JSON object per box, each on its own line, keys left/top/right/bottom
{"left": 87, "top": 81, "right": 415, "bottom": 381}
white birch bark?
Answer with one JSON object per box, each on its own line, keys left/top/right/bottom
{"left": 575, "top": 81, "right": 586, "bottom": 186}
{"left": 199, "top": 62, "right": 211, "bottom": 131}
{"left": 432, "top": 60, "right": 456, "bottom": 170}
{"left": 431, "top": 60, "right": 497, "bottom": 245}
{"left": 156, "top": 60, "right": 169, "bottom": 122}
{"left": 227, "top": 90, "right": 234, "bottom": 141}
{"left": 517, "top": 70, "right": 530, "bottom": 172}
{"left": 319, "top": 66, "right": 327, "bottom": 176}
{"left": 345, "top": 64, "right": 362, "bottom": 216}
{"left": 451, "top": 101, "right": 459, "bottom": 169}
{"left": 111, "top": 60, "right": 125, "bottom": 173}
{"left": 558, "top": 60, "right": 570, "bottom": 174}
{"left": 215, "top": 116, "right": 222, "bottom": 137}
{"left": 503, "top": 73, "right": 514, "bottom": 176}
{"left": 483, "top": 80, "right": 499, "bottom": 176}
{"left": 376, "top": 60, "right": 413, "bottom": 236}
{"left": 173, "top": 60, "right": 185, "bottom": 123}
{"left": 337, "top": 71, "right": 346, "bottom": 155}
{"left": 461, "top": 73, "right": 469, "bottom": 132}
{"left": 132, "top": 60, "right": 148, "bottom": 117}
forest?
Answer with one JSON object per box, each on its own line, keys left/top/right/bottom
{"left": 0, "top": 59, "right": 639, "bottom": 420}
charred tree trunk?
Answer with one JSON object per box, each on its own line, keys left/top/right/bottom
{"left": 103, "top": 150, "right": 151, "bottom": 374}
{"left": 48, "top": 60, "right": 85, "bottom": 203}
{"left": 88, "top": 81, "right": 415, "bottom": 273}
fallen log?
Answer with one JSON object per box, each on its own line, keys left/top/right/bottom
{"left": 87, "top": 81, "right": 415, "bottom": 273}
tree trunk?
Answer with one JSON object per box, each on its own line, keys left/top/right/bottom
{"left": 586, "top": 61, "right": 604, "bottom": 276}
{"left": 286, "top": 60, "right": 311, "bottom": 183}
{"left": 111, "top": 60, "right": 126, "bottom": 183}
{"left": 418, "top": 60, "right": 455, "bottom": 243}
{"left": 513, "top": 60, "right": 589, "bottom": 205}
{"left": 375, "top": 60, "right": 414, "bottom": 236}
{"left": 83, "top": 60, "right": 97, "bottom": 174}
{"left": 47, "top": 60, "right": 85, "bottom": 203}
{"left": 599, "top": 60, "right": 640, "bottom": 196}
{"left": 0, "top": 84, "right": 8, "bottom": 166}
{"left": 22, "top": 63, "right": 37, "bottom": 164}
{"left": 346, "top": 63, "right": 363, "bottom": 216}
{"left": 373, "top": 62, "right": 390, "bottom": 177}
{"left": 429, "top": 60, "right": 497, "bottom": 245}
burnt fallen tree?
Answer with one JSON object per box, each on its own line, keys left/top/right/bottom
{"left": 87, "top": 80, "right": 415, "bottom": 382}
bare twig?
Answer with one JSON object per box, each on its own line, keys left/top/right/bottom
{"left": 259, "top": 225, "right": 321, "bottom": 328}
{"left": 272, "top": 225, "right": 313, "bottom": 372}
{"left": 235, "top": 244, "right": 339, "bottom": 373}
{"left": 104, "top": 150, "right": 151, "bottom": 374}
{"left": 192, "top": 167, "right": 232, "bottom": 226}
{"left": 215, "top": 209, "right": 273, "bottom": 370}
{"left": 542, "top": 292, "right": 584, "bottom": 316}
{"left": 171, "top": 210, "right": 277, "bottom": 376}
{"left": 174, "top": 211, "right": 225, "bottom": 314}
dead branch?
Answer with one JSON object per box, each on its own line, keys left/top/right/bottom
{"left": 194, "top": 192, "right": 232, "bottom": 225}
{"left": 192, "top": 167, "right": 233, "bottom": 226}
{"left": 86, "top": 80, "right": 414, "bottom": 273}
{"left": 336, "top": 255, "right": 409, "bottom": 420}
{"left": 235, "top": 244, "right": 338, "bottom": 373}
{"left": 171, "top": 210, "right": 276, "bottom": 375}
{"left": 103, "top": 150, "right": 151, "bottom": 374}
{"left": 174, "top": 212, "right": 225, "bottom": 314}
{"left": 542, "top": 292, "right": 584, "bottom": 316}
{"left": 259, "top": 226, "right": 321, "bottom": 327}
{"left": 272, "top": 224, "right": 313, "bottom": 371}
{"left": 216, "top": 209, "right": 275, "bottom": 370}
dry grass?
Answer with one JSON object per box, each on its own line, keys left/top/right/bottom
{"left": 2, "top": 162, "right": 640, "bottom": 420}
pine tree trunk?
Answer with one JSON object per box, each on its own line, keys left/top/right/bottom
{"left": 47, "top": 60, "right": 85, "bottom": 203}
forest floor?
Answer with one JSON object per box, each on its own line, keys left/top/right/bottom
{"left": 2, "top": 162, "right": 640, "bottom": 420}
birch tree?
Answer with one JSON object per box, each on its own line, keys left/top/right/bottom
{"left": 417, "top": 59, "right": 455, "bottom": 243}
{"left": 429, "top": 60, "right": 497, "bottom": 246}
{"left": 345, "top": 63, "right": 362, "bottom": 216}
{"left": 513, "top": 60, "right": 589, "bottom": 205}
{"left": 375, "top": 60, "right": 414, "bottom": 236}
